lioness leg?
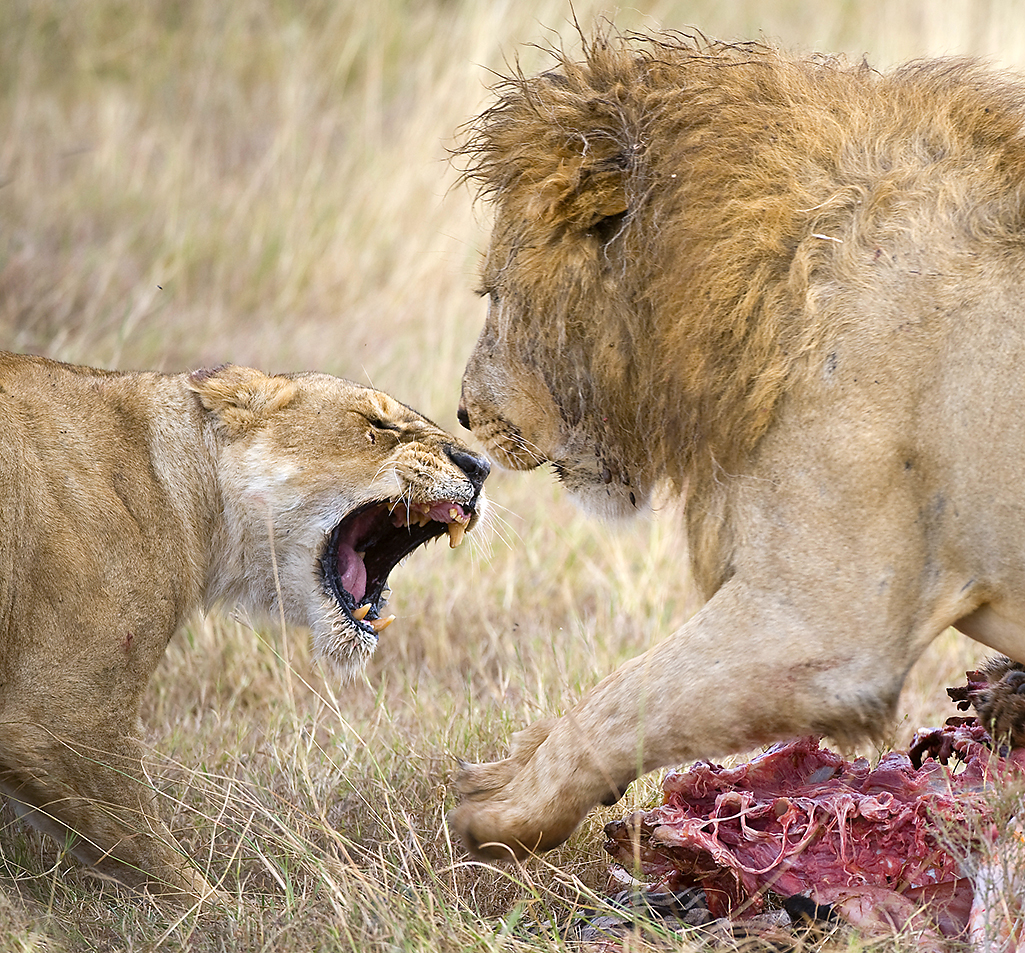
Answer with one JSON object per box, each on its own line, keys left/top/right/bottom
{"left": 0, "top": 719, "right": 218, "bottom": 903}
{"left": 451, "top": 578, "right": 911, "bottom": 859}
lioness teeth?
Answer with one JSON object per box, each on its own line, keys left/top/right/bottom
{"left": 370, "top": 615, "right": 395, "bottom": 633}
{"left": 353, "top": 603, "right": 371, "bottom": 621}
{"left": 447, "top": 521, "right": 466, "bottom": 548}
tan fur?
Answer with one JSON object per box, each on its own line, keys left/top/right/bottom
{"left": 452, "top": 30, "right": 1025, "bottom": 859}
{"left": 0, "top": 351, "right": 487, "bottom": 900}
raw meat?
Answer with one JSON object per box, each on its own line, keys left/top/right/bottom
{"left": 605, "top": 722, "right": 1025, "bottom": 947}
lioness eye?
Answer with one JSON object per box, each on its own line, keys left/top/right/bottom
{"left": 364, "top": 415, "right": 401, "bottom": 433}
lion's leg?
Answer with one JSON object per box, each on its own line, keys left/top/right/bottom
{"left": 451, "top": 578, "right": 911, "bottom": 859}
{"left": 0, "top": 717, "right": 219, "bottom": 904}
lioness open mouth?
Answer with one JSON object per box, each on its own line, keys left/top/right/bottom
{"left": 320, "top": 498, "right": 472, "bottom": 637}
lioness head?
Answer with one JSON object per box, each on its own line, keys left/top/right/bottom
{"left": 190, "top": 365, "right": 489, "bottom": 675}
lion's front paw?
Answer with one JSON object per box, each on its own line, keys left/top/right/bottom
{"left": 448, "top": 778, "right": 582, "bottom": 861}
{"left": 450, "top": 717, "right": 584, "bottom": 860}
{"left": 448, "top": 795, "right": 536, "bottom": 861}
{"left": 450, "top": 757, "right": 546, "bottom": 860}
{"left": 449, "top": 757, "right": 550, "bottom": 861}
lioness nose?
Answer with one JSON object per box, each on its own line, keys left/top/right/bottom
{"left": 445, "top": 445, "right": 490, "bottom": 491}
{"left": 457, "top": 400, "right": 471, "bottom": 431}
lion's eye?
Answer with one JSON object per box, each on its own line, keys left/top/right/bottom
{"left": 476, "top": 288, "right": 501, "bottom": 312}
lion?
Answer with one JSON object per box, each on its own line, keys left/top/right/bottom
{"left": 0, "top": 351, "right": 488, "bottom": 900}
{"left": 450, "top": 29, "right": 1025, "bottom": 860}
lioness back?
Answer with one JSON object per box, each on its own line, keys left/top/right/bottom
{"left": 0, "top": 355, "right": 211, "bottom": 677}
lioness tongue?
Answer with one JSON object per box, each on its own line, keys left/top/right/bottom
{"left": 425, "top": 500, "right": 469, "bottom": 523}
{"left": 336, "top": 543, "right": 367, "bottom": 604}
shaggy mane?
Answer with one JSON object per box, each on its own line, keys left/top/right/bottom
{"left": 459, "top": 29, "right": 1025, "bottom": 591}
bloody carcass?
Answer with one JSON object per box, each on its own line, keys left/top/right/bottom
{"left": 605, "top": 719, "right": 1025, "bottom": 947}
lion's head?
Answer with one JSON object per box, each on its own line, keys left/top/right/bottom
{"left": 455, "top": 32, "right": 813, "bottom": 532}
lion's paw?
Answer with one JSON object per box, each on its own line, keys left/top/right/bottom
{"left": 450, "top": 717, "right": 577, "bottom": 860}
{"left": 448, "top": 799, "right": 535, "bottom": 861}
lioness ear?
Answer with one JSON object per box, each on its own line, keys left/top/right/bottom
{"left": 188, "top": 364, "right": 298, "bottom": 435}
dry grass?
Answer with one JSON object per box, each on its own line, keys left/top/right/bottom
{"left": 0, "top": 0, "right": 1021, "bottom": 949}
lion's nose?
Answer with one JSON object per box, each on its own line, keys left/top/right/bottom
{"left": 456, "top": 400, "right": 471, "bottom": 431}
{"left": 445, "top": 444, "right": 490, "bottom": 491}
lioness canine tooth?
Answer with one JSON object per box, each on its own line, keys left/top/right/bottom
{"left": 447, "top": 521, "right": 466, "bottom": 548}
{"left": 353, "top": 603, "right": 371, "bottom": 621}
{"left": 370, "top": 615, "right": 395, "bottom": 633}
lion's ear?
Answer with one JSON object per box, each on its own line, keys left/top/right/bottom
{"left": 188, "top": 364, "right": 298, "bottom": 435}
{"left": 528, "top": 156, "right": 629, "bottom": 231}
{"left": 573, "top": 162, "right": 630, "bottom": 229}
{"left": 583, "top": 182, "right": 629, "bottom": 229}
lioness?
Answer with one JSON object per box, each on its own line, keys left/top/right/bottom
{"left": 0, "top": 351, "right": 488, "bottom": 899}
{"left": 451, "top": 31, "right": 1025, "bottom": 858}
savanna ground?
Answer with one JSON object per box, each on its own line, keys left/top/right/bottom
{"left": 1, "top": 1, "right": 1022, "bottom": 950}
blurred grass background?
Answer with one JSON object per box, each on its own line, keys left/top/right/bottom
{"left": 0, "top": 1, "right": 1018, "bottom": 949}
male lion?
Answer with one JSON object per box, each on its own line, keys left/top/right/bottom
{"left": 0, "top": 351, "right": 488, "bottom": 900}
{"left": 451, "top": 31, "right": 1025, "bottom": 859}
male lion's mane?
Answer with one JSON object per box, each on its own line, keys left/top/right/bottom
{"left": 458, "top": 29, "right": 1025, "bottom": 593}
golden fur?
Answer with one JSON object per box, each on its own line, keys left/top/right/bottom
{"left": 452, "top": 31, "right": 1025, "bottom": 859}
{"left": 0, "top": 352, "right": 487, "bottom": 900}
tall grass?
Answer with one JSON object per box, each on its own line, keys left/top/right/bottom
{"left": 0, "top": 1, "right": 1019, "bottom": 949}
